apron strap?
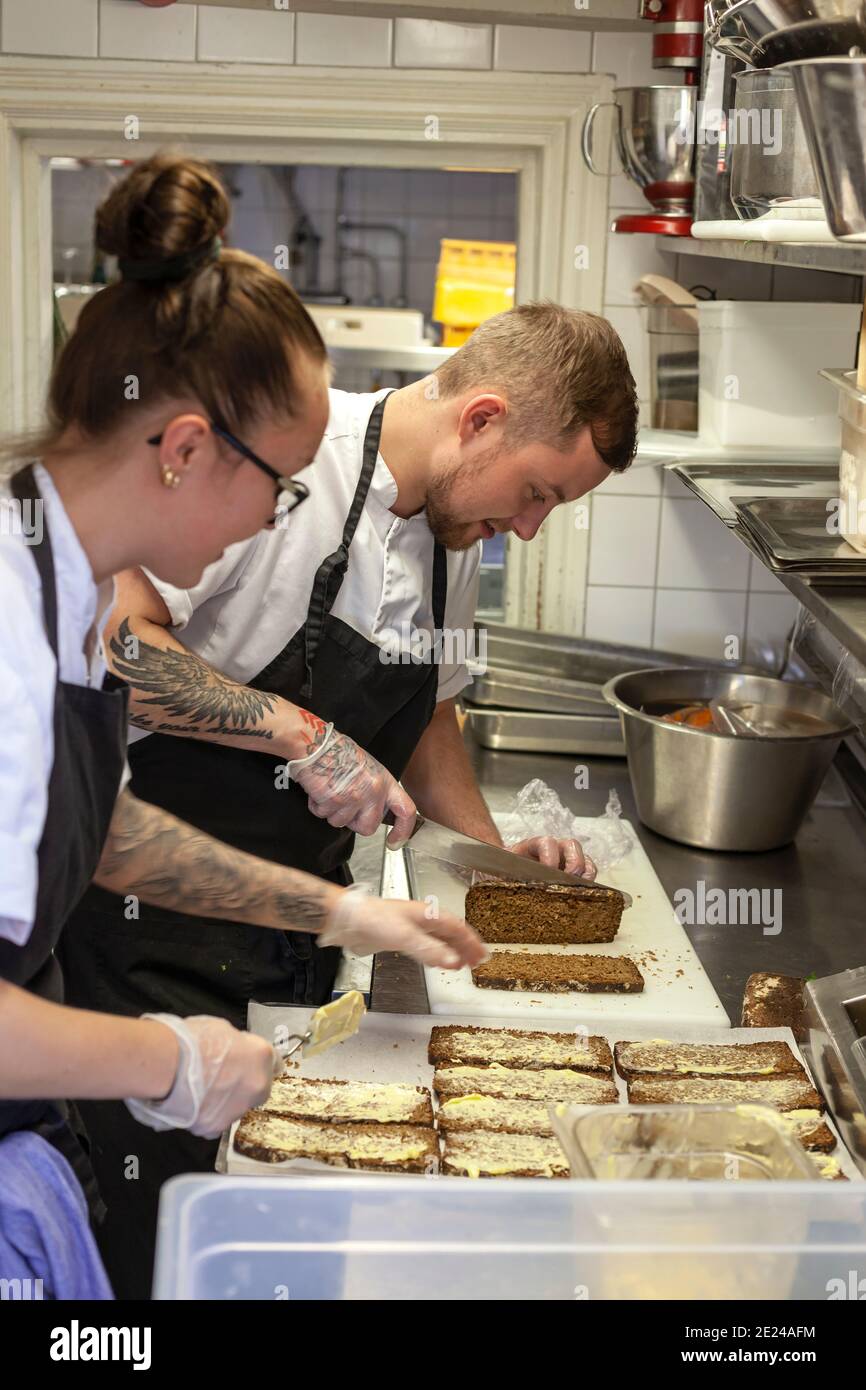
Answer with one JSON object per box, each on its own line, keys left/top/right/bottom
{"left": 10, "top": 465, "right": 59, "bottom": 659}
{"left": 301, "top": 393, "right": 393, "bottom": 700}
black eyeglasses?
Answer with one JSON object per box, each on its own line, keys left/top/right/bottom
{"left": 147, "top": 422, "right": 310, "bottom": 513}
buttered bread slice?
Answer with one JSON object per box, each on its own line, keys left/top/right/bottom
{"left": 429, "top": 1024, "right": 613, "bottom": 1074}
{"left": 614, "top": 1039, "right": 804, "bottom": 1082}
{"left": 434, "top": 1064, "right": 618, "bottom": 1105}
{"left": 260, "top": 1076, "right": 434, "bottom": 1126}
{"left": 234, "top": 1112, "right": 438, "bottom": 1173}
{"left": 627, "top": 1074, "right": 823, "bottom": 1112}
{"left": 442, "top": 1130, "right": 569, "bottom": 1179}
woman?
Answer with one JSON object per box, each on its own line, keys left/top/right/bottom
{"left": 0, "top": 154, "right": 483, "bottom": 1298}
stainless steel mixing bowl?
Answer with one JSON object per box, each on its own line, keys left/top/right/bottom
{"left": 603, "top": 666, "right": 853, "bottom": 851}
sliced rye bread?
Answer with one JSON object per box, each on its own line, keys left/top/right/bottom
{"left": 472, "top": 951, "right": 644, "bottom": 994}
{"left": 614, "top": 1039, "right": 805, "bottom": 1083}
{"left": 809, "top": 1152, "right": 848, "bottom": 1181}
{"left": 428, "top": 1024, "right": 613, "bottom": 1075}
{"left": 774, "top": 1109, "right": 836, "bottom": 1154}
{"left": 433, "top": 1064, "right": 618, "bottom": 1105}
{"left": 260, "top": 1076, "right": 434, "bottom": 1126}
{"left": 441, "top": 1129, "right": 569, "bottom": 1179}
{"left": 741, "top": 972, "right": 806, "bottom": 1030}
{"left": 626, "top": 1074, "right": 823, "bottom": 1112}
{"left": 464, "top": 881, "right": 625, "bottom": 945}
{"left": 437, "top": 1094, "right": 555, "bottom": 1137}
{"left": 234, "top": 1111, "right": 438, "bottom": 1173}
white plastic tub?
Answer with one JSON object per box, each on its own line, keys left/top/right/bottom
{"left": 697, "top": 301, "right": 861, "bottom": 449}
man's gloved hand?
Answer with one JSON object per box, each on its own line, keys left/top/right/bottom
{"left": 507, "top": 836, "right": 597, "bottom": 880}
{"left": 318, "top": 884, "right": 489, "bottom": 969}
{"left": 286, "top": 723, "right": 417, "bottom": 846}
{"left": 125, "top": 1014, "right": 277, "bottom": 1140}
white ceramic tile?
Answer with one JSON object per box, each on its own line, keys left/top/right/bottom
{"left": 3, "top": 0, "right": 98, "bottom": 55}
{"left": 657, "top": 497, "right": 751, "bottom": 590}
{"left": 493, "top": 24, "right": 590, "bottom": 72}
{"left": 602, "top": 305, "right": 650, "bottom": 402}
{"left": 745, "top": 592, "right": 800, "bottom": 662}
{"left": 748, "top": 553, "right": 792, "bottom": 594}
{"left": 197, "top": 6, "right": 294, "bottom": 65}
{"left": 588, "top": 494, "right": 660, "bottom": 587}
{"left": 296, "top": 12, "right": 391, "bottom": 67}
{"left": 653, "top": 588, "right": 747, "bottom": 660}
{"left": 661, "top": 467, "right": 697, "bottom": 498}
{"left": 591, "top": 31, "right": 657, "bottom": 86}
{"left": 585, "top": 586, "right": 655, "bottom": 648}
{"left": 594, "top": 461, "right": 663, "bottom": 497}
{"left": 604, "top": 222, "right": 680, "bottom": 306}
{"left": 99, "top": 0, "right": 196, "bottom": 61}
{"left": 394, "top": 17, "right": 492, "bottom": 70}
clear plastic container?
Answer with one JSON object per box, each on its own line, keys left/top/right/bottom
{"left": 551, "top": 1103, "right": 817, "bottom": 1181}
{"left": 154, "top": 1174, "right": 866, "bottom": 1301}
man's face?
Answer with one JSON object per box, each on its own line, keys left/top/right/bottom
{"left": 426, "top": 418, "right": 612, "bottom": 552}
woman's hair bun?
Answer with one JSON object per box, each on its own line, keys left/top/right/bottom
{"left": 96, "top": 152, "right": 229, "bottom": 268}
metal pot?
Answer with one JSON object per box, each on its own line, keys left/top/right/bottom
{"left": 730, "top": 70, "right": 822, "bottom": 220}
{"left": 581, "top": 86, "right": 696, "bottom": 217}
{"left": 707, "top": 0, "right": 866, "bottom": 66}
{"left": 784, "top": 56, "right": 866, "bottom": 241}
{"left": 602, "top": 667, "right": 852, "bottom": 851}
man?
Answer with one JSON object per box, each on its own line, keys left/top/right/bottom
{"left": 61, "top": 300, "right": 638, "bottom": 1297}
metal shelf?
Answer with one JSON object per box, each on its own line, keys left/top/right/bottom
{"left": 662, "top": 235, "right": 866, "bottom": 278}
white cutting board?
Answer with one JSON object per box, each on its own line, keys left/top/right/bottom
{"left": 385, "top": 817, "right": 729, "bottom": 1029}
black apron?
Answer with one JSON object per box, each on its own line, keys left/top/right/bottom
{"left": 0, "top": 465, "right": 129, "bottom": 1225}
{"left": 60, "top": 393, "right": 449, "bottom": 1298}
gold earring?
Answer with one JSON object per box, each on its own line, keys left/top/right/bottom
{"left": 161, "top": 466, "right": 181, "bottom": 489}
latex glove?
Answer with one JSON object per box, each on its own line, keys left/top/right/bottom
{"left": 286, "top": 723, "right": 416, "bottom": 846}
{"left": 507, "top": 836, "right": 597, "bottom": 881}
{"left": 125, "top": 1014, "right": 277, "bottom": 1140}
{"left": 318, "top": 883, "right": 488, "bottom": 970}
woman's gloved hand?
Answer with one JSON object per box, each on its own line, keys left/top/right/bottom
{"left": 318, "top": 884, "right": 488, "bottom": 970}
{"left": 125, "top": 1014, "right": 278, "bottom": 1140}
{"left": 507, "top": 836, "right": 597, "bottom": 880}
{"left": 286, "top": 722, "right": 417, "bottom": 845}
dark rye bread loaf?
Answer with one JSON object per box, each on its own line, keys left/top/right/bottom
{"left": 472, "top": 951, "right": 644, "bottom": 994}
{"left": 741, "top": 972, "right": 806, "bottom": 1030}
{"left": 464, "top": 881, "right": 625, "bottom": 944}
{"left": 260, "top": 1076, "right": 434, "bottom": 1126}
{"left": 437, "top": 1094, "right": 557, "bottom": 1137}
{"left": 614, "top": 1039, "right": 804, "bottom": 1082}
{"left": 234, "top": 1111, "right": 438, "bottom": 1173}
{"left": 441, "top": 1130, "right": 569, "bottom": 1178}
{"left": 428, "top": 1024, "right": 613, "bottom": 1074}
{"left": 433, "top": 1064, "right": 618, "bottom": 1105}
{"left": 627, "top": 1074, "right": 823, "bottom": 1112}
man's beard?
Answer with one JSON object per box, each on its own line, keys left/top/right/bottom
{"left": 425, "top": 446, "right": 499, "bottom": 551}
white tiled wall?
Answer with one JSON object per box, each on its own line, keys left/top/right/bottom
{"left": 7, "top": 7, "right": 855, "bottom": 660}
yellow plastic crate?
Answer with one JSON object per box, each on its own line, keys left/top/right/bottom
{"left": 433, "top": 239, "right": 516, "bottom": 340}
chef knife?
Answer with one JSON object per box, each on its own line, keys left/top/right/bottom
{"left": 383, "top": 811, "right": 632, "bottom": 907}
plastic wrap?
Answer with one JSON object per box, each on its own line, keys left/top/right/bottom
{"left": 498, "top": 778, "right": 635, "bottom": 874}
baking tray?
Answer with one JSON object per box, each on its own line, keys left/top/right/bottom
{"left": 670, "top": 461, "right": 839, "bottom": 527}
{"left": 465, "top": 668, "right": 610, "bottom": 715}
{"left": 478, "top": 624, "right": 726, "bottom": 683}
{"left": 735, "top": 495, "right": 866, "bottom": 579}
{"left": 218, "top": 1006, "right": 861, "bottom": 1182}
{"left": 464, "top": 707, "right": 625, "bottom": 756}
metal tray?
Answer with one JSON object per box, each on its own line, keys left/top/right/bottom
{"left": 465, "top": 707, "right": 625, "bottom": 756}
{"left": 735, "top": 495, "right": 866, "bottom": 577}
{"left": 465, "top": 668, "right": 611, "bottom": 715}
{"left": 670, "top": 460, "right": 839, "bottom": 526}
{"left": 476, "top": 624, "right": 729, "bottom": 683}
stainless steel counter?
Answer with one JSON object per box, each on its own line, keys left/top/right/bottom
{"left": 364, "top": 731, "right": 866, "bottom": 1024}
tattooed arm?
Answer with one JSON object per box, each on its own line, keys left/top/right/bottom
{"left": 90, "top": 791, "right": 484, "bottom": 968}
{"left": 93, "top": 789, "right": 342, "bottom": 930}
{"left": 105, "top": 568, "right": 327, "bottom": 759}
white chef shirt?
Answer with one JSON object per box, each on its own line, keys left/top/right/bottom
{"left": 138, "top": 388, "right": 482, "bottom": 737}
{"left": 0, "top": 463, "right": 128, "bottom": 947}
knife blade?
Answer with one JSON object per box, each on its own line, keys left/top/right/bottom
{"left": 384, "top": 811, "right": 631, "bottom": 907}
